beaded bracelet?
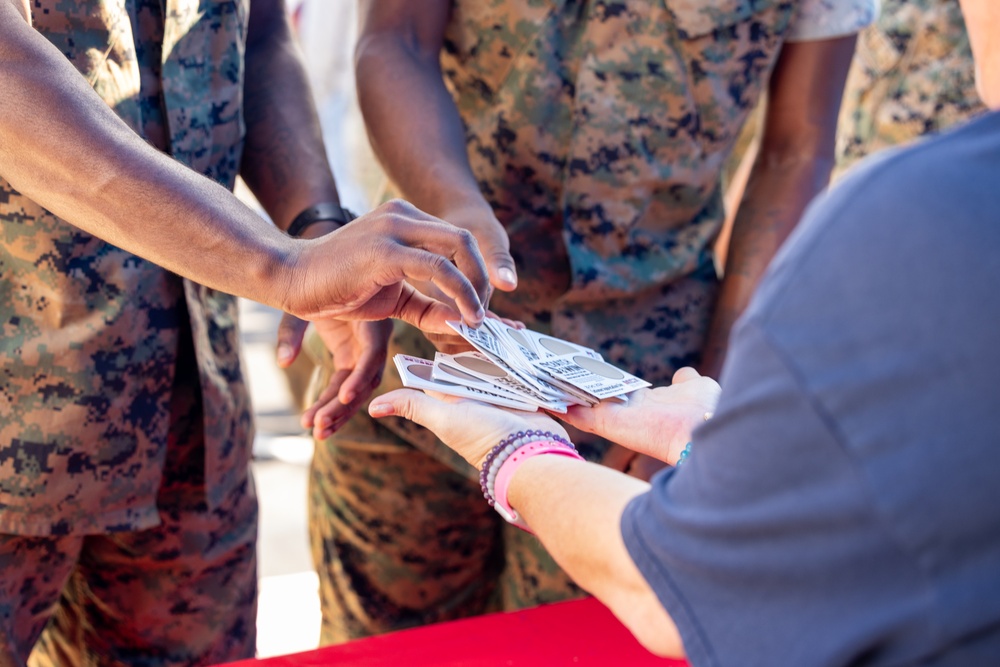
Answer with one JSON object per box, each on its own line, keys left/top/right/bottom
{"left": 675, "top": 411, "right": 713, "bottom": 468}
{"left": 675, "top": 442, "right": 692, "bottom": 467}
{"left": 479, "top": 430, "right": 575, "bottom": 508}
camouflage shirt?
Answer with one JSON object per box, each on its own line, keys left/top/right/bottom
{"left": 836, "top": 0, "right": 987, "bottom": 174}
{"left": 439, "top": 0, "right": 875, "bottom": 309}
{"left": 0, "top": 0, "right": 253, "bottom": 535}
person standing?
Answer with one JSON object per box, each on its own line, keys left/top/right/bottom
{"left": 366, "top": 3, "right": 1000, "bottom": 662}
{"left": 836, "top": 0, "right": 987, "bottom": 174}
{"left": 303, "top": 0, "right": 875, "bottom": 644}
{"left": 0, "top": 1, "right": 488, "bottom": 664}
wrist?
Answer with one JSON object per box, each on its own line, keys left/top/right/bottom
{"left": 285, "top": 202, "right": 355, "bottom": 238}
{"left": 479, "top": 431, "right": 583, "bottom": 531}
{"left": 433, "top": 194, "right": 495, "bottom": 223}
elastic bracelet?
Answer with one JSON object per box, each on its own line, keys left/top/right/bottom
{"left": 675, "top": 411, "right": 713, "bottom": 468}
{"left": 286, "top": 202, "right": 356, "bottom": 238}
{"left": 479, "top": 431, "right": 582, "bottom": 532}
{"left": 479, "top": 430, "right": 572, "bottom": 505}
{"left": 675, "top": 443, "right": 692, "bottom": 467}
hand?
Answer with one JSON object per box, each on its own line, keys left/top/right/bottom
{"left": 438, "top": 203, "right": 518, "bottom": 297}
{"left": 369, "top": 390, "right": 567, "bottom": 470}
{"left": 276, "top": 314, "right": 393, "bottom": 439}
{"left": 283, "top": 199, "right": 490, "bottom": 333}
{"left": 558, "top": 368, "right": 721, "bottom": 465}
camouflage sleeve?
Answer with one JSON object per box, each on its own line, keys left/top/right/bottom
{"left": 786, "top": 0, "right": 878, "bottom": 42}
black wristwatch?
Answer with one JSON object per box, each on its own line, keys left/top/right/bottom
{"left": 286, "top": 202, "right": 357, "bottom": 238}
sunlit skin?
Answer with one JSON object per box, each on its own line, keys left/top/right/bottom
{"left": 367, "top": 5, "right": 1000, "bottom": 659}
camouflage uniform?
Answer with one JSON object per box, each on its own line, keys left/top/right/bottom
{"left": 836, "top": 0, "right": 988, "bottom": 175}
{"left": 0, "top": 0, "right": 256, "bottom": 664}
{"left": 310, "top": 0, "right": 874, "bottom": 644}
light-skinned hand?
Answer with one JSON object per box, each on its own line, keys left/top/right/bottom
{"left": 369, "top": 390, "right": 567, "bottom": 470}
{"left": 558, "top": 367, "right": 721, "bottom": 465}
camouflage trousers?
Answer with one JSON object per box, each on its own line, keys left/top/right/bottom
{"left": 308, "top": 261, "right": 718, "bottom": 644}
{"left": 0, "top": 338, "right": 258, "bottom": 667}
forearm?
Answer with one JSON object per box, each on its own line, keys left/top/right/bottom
{"left": 700, "top": 151, "right": 834, "bottom": 377}
{"left": 0, "top": 7, "right": 292, "bottom": 307}
{"left": 241, "top": 12, "right": 340, "bottom": 229}
{"left": 356, "top": 32, "right": 488, "bottom": 218}
{"left": 700, "top": 36, "right": 855, "bottom": 378}
{"left": 509, "top": 456, "right": 683, "bottom": 657}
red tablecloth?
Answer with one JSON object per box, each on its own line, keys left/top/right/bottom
{"left": 224, "top": 597, "right": 686, "bottom": 666}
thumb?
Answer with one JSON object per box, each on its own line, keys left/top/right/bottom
{"left": 276, "top": 313, "right": 309, "bottom": 368}
{"left": 477, "top": 230, "right": 517, "bottom": 292}
{"left": 671, "top": 367, "right": 703, "bottom": 385}
{"left": 369, "top": 388, "right": 441, "bottom": 429}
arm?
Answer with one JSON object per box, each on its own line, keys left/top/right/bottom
{"left": 699, "top": 36, "right": 857, "bottom": 377}
{"left": 237, "top": 0, "right": 393, "bottom": 429}
{"left": 0, "top": 0, "right": 487, "bottom": 330}
{"left": 240, "top": 0, "right": 339, "bottom": 231}
{"left": 367, "top": 377, "right": 722, "bottom": 658}
{"left": 356, "top": 0, "right": 517, "bottom": 291}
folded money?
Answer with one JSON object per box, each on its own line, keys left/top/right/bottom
{"left": 393, "top": 320, "right": 650, "bottom": 412}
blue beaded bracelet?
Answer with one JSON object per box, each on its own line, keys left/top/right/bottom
{"left": 675, "top": 442, "right": 692, "bottom": 467}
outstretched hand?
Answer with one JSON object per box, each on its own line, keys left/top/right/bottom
{"left": 283, "top": 199, "right": 490, "bottom": 334}
{"left": 558, "top": 368, "right": 721, "bottom": 465}
{"left": 369, "top": 390, "right": 567, "bottom": 470}
{"left": 276, "top": 314, "right": 393, "bottom": 439}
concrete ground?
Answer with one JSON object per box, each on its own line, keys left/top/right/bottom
{"left": 240, "top": 298, "right": 322, "bottom": 658}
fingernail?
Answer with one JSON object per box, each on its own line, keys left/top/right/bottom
{"left": 498, "top": 267, "right": 517, "bottom": 288}
{"left": 277, "top": 344, "right": 293, "bottom": 366}
{"left": 475, "top": 307, "right": 486, "bottom": 322}
{"left": 341, "top": 391, "right": 356, "bottom": 405}
{"left": 369, "top": 402, "right": 393, "bottom": 417}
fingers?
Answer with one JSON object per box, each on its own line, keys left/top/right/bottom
{"left": 304, "top": 369, "right": 372, "bottom": 439}
{"left": 379, "top": 210, "right": 490, "bottom": 316}
{"left": 389, "top": 281, "right": 470, "bottom": 334}
{"left": 276, "top": 313, "right": 308, "bottom": 368}
{"left": 559, "top": 403, "right": 599, "bottom": 434}
{"left": 337, "top": 340, "right": 386, "bottom": 406}
{"left": 369, "top": 388, "right": 443, "bottom": 429}
{"left": 671, "top": 367, "right": 702, "bottom": 384}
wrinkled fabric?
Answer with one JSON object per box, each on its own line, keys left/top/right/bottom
{"left": 311, "top": 0, "right": 872, "bottom": 641}
{"left": 836, "top": 0, "right": 986, "bottom": 175}
{"left": 0, "top": 0, "right": 253, "bottom": 536}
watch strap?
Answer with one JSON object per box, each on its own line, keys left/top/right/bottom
{"left": 286, "top": 202, "right": 356, "bottom": 238}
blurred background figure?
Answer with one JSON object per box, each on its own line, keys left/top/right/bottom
{"left": 291, "top": 0, "right": 383, "bottom": 216}
{"left": 836, "top": 0, "right": 987, "bottom": 174}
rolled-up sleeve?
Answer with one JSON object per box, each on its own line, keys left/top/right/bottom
{"left": 785, "top": 0, "right": 878, "bottom": 42}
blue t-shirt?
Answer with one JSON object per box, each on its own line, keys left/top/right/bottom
{"left": 622, "top": 111, "right": 1000, "bottom": 667}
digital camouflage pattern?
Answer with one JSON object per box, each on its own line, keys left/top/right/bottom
{"left": 836, "top": 0, "right": 987, "bottom": 175}
{"left": 1, "top": 331, "right": 258, "bottom": 666}
{"left": 0, "top": 0, "right": 253, "bottom": 536}
{"left": 0, "top": 0, "right": 257, "bottom": 662}
{"left": 312, "top": 0, "right": 809, "bottom": 641}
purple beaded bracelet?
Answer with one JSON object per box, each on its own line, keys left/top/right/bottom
{"left": 479, "top": 430, "right": 575, "bottom": 507}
